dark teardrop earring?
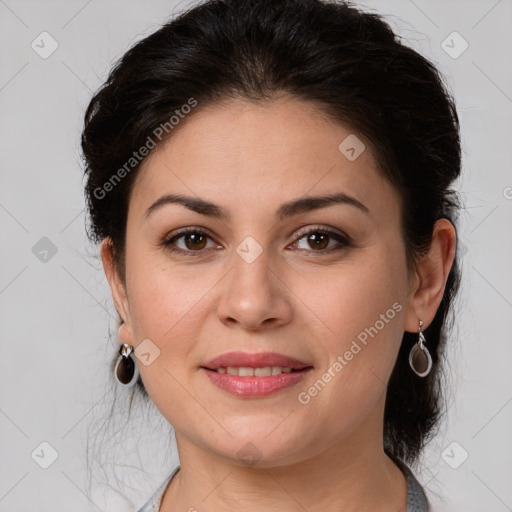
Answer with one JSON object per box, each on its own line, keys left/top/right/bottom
{"left": 114, "top": 343, "right": 140, "bottom": 387}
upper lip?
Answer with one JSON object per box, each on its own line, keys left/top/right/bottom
{"left": 202, "top": 351, "right": 313, "bottom": 370}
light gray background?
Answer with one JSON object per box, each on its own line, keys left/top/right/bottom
{"left": 1, "top": 0, "right": 511, "bottom": 510}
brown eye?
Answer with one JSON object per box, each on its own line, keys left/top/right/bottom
{"left": 306, "top": 232, "right": 330, "bottom": 250}
{"left": 162, "top": 228, "right": 220, "bottom": 256}
{"left": 182, "top": 232, "right": 207, "bottom": 250}
{"left": 292, "top": 228, "right": 350, "bottom": 253}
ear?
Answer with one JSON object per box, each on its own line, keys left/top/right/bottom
{"left": 100, "top": 238, "right": 134, "bottom": 346}
{"left": 404, "top": 218, "right": 457, "bottom": 333}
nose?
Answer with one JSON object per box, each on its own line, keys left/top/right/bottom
{"left": 216, "top": 247, "right": 293, "bottom": 331}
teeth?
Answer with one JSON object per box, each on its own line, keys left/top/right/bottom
{"left": 215, "top": 366, "right": 294, "bottom": 376}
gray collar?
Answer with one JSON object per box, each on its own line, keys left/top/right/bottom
{"left": 397, "top": 460, "right": 431, "bottom": 512}
{"left": 137, "top": 463, "right": 430, "bottom": 511}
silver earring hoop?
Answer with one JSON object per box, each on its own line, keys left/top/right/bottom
{"left": 114, "top": 343, "right": 140, "bottom": 387}
{"left": 408, "top": 320, "right": 432, "bottom": 378}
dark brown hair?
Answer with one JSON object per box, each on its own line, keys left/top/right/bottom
{"left": 81, "top": 0, "right": 462, "bottom": 470}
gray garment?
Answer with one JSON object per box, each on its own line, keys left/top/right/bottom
{"left": 136, "top": 462, "right": 429, "bottom": 512}
{"left": 396, "top": 459, "right": 431, "bottom": 511}
{"left": 136, "top": 465, "right": 179, "bottom": 512}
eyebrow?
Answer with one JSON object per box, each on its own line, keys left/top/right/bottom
{"left": 144, "top": 192, "right": 370, "bottom": 221}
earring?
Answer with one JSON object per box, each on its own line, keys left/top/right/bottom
{"left": 408, "top": 320, "right": 432, "bottom": 378}
{"left": 114, "top": 343, "right": 140, "bottom": 387}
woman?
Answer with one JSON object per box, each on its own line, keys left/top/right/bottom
{"left": 81, "top": 0, "right": 461, "bottom": 510}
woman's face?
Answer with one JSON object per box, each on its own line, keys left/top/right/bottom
{"left": 106, "top": 97, "right": 421, "bottom": 467}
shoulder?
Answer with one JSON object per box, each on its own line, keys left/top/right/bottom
{"left": 396, "top": 460, "right": 431, "bottom": 512}
{"left": 135, "top": 466, "right": 181, "bottom": 512}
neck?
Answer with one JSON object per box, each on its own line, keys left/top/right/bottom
{"left": 161, "top": 407, "right": 407, "bottom": 511}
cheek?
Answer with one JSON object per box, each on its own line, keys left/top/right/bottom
{"left": 296, "top": 269, "right": 405, "bottom": 432}
{"left": 123, "top": 250, "right": 211, "bottom": 388}
{"left": 125, "top": 261, "right": 208, "bottom": 421}
{"left": 303, "top": 248, "right": 405, "bottom": 334}
{"left": 125, "top": 244, "right": 215, "bottom": 337}
{"left": 303, "top": 248, "right": 407, "bottom": 381}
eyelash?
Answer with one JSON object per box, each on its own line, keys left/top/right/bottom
{"left": 161, "top": 226, "right": 351, "bottom": 257}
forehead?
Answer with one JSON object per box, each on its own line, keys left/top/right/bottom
{"left": 129, "top": 97, "right": 398, "bottom": 223}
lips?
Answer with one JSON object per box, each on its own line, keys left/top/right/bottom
{"left": 202, "top": 351, "right": 313, "bottom": 371}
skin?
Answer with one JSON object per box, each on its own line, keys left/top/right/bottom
{"left": 101, "top": 96, "right": 456, "bottom": 512}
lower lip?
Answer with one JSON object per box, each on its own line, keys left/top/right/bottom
{"left": 201, "top": 367, "right": 313, "bottom": 398}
